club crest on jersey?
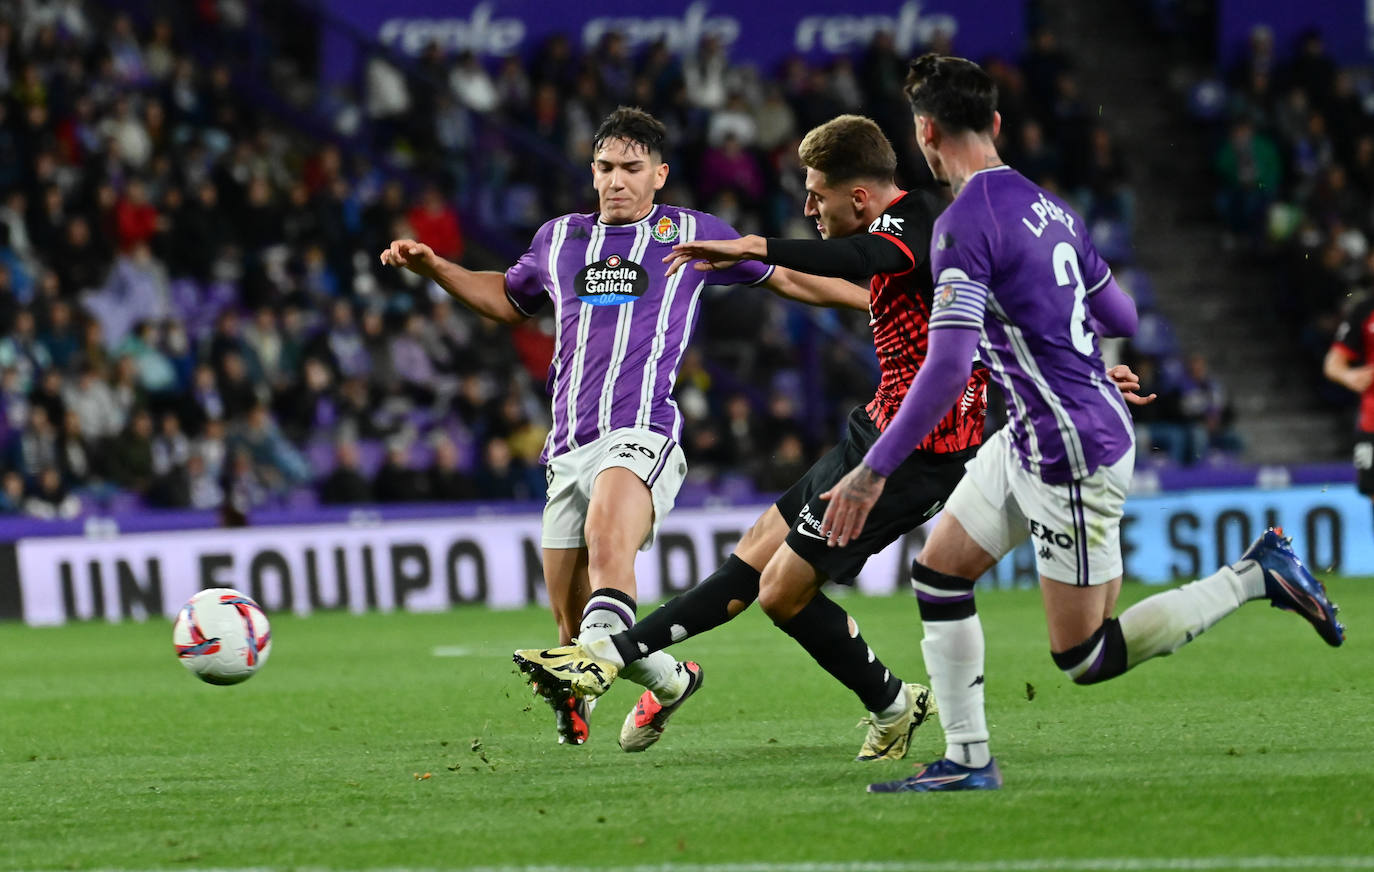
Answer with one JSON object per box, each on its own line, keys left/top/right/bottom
{"left": 651, "top": 216, "right": 679, "bottom": 243}
{"left": 934, "top": 284, "right": 958, "bottom": 309}
{"left": 576, "top": 254, "right": 649, "bottom": 306}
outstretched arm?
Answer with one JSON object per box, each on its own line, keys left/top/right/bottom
{"left": 763, "top": 266, "right": 869, "bottom": 311}
{"left": 380, "top": 239, "right": 527, "bottom": 325}
{"left": 664, "top": 233, "right": 911, "bottom": 281}
{"left": 1324, "top": 346, "right": 1374, "bottom": 394}
{"left": 1085, "top": 275, "right": 1137, "bottom": 338}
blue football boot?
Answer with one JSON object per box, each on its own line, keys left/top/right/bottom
{"left": 1241, "top": 528, "right": 1344, "bottom": 647}
{"left": 868, "top": 757, "right": 1003, "bottom": 793}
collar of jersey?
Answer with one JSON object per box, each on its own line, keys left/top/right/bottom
{"left": 967, "top": 165, "right": 1013, "bottom": 182}
{"left": 597, "top": 203, "right": 662, "bottom": 227}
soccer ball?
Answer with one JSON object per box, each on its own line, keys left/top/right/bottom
{"left": 173, "top": 588, "right": 272, "bottom": 685}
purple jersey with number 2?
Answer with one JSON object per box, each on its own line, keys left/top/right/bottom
{"left": 928, "top": 166, "right": 1134, "bottom": 484}
{"left": 503, "top": 204, "right": 774, "bottom": 463}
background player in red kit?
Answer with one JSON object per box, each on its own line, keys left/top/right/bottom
{"left": 1325, "top": 295, "right": 1374, "bottom": 525}
{"left": 516, "top": 115, "right": 988, "bottom": 760}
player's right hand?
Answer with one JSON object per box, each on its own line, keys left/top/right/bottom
{"left": 663, "top": 238, "right": 749, "bottom": 277}
{"left": 380, "top": 239, "right": 438, "bottom": 279}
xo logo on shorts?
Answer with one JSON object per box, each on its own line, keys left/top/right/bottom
{"left": 1028, "top": 519, "right": 1074, "bottom": 549}
{"left": 609, "top": 441, "right": 656, "bottom": 461}
{"left": 576, "top": 254, "right": 649, "bottom": 306}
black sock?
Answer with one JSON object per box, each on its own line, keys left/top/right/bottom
{"left": 610, "top": 555, "right": 761, "bottom": 666}
{"left": 777, "top": 591, "right": 903, "bottom": 712}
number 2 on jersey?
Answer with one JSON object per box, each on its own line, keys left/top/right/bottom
{"left": 1052, "top": 241, "right": 1095, "bottom": 355}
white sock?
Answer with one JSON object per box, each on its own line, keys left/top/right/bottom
{"left": 1118, "top": 562, "right": 1261, "bottom": 668}
{"left": 578, "top": 593, "right": 635, "bottom": 643}
{"left": 579, "top": 593, "right": 687, "bottom": 703}
{"left": 874, "top": 684, "right": 907, "bottom": 721}
{"left": 582, "top": 634, "right": 626, "bottom": 668}
{"left": 622, "top": 652, "right": 690, "bottom": 704}
{"left": 921, "top": 614, "right": 991, "bottom": 768}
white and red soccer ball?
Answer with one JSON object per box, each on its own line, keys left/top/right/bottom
{"left": 173, "top": 588, "right": 272, "bottom": 685}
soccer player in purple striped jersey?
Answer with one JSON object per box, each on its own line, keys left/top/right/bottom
{"left": 382, "top": 107, "right": 868, "bottom": 748}
{"left": 814, "top": 55, "right": 1344, "bottom": 793}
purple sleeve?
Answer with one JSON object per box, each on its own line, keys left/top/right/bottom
{"left": 863, "top": 326, "right": 982, "bottom": 476}
{"left": 693, "top": 212, "right": 774, "bottom": 287}
{"left": 1085, "top": 275, "right": 1137, "bottom": 338}
{"left": 503, "top": 221, "right": 552, "bottom": 315}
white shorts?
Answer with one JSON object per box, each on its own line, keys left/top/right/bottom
{"left": 944, "top": 427, "right": 1134, "bottom": 586}
{"left": 541, "top": 428, "right": 688, "bottom": 551}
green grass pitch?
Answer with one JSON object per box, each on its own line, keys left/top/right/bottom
{"left": 2, "top": 578, "right": 1371, "bottom": 871}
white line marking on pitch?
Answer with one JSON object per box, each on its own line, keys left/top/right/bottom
{"left": 432, "top": 646, "right": 474, "bottom": 657}
{"left": 35, "top": 856, "right": 1374, "bottom": 872}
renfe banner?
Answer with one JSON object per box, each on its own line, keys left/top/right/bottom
{"left": 1217, "top": 0, "right": 1368, "bottom": 66}
{"left": 321, "top": 0, "right": 1024, "bottom": 84}
{"left": 12, "top": 484, "right": 1372, "bottom": 625}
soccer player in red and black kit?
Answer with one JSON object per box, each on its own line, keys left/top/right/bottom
{"left": 517, "top": 115, "right": 987, "bottom": 759}
{"left": 1324, "top": 295, "right": 1374, "bottom": 524}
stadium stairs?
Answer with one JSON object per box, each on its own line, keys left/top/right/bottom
{"left": 1046, "top": 0, "right": 1347, "bottom": 464}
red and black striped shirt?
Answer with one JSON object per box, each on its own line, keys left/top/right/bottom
{"left": 863, "top": 190, "right": 987, "bottom": 453}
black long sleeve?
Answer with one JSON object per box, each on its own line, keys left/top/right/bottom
{"left": 765, "top": 233, "right": 914, "bottom": 280}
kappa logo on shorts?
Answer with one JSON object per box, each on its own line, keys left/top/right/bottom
{"left": 1029, "top": 519, "right": 1074, "bottom": 549}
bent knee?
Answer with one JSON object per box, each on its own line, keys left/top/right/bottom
{"left": 757, "top": 572, "right": 807, "bottom": 623}
{"left": 1051, "top": 618, "right": 1128, "bottom": 685}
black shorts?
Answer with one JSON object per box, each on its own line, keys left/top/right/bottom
{"left": 774, "top": 406, "right": 975, "bottom": 584}
{"left": 1355, "top": 431, "right": 1374, "bottom": 496}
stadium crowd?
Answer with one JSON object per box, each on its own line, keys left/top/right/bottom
{"left": 1201, "top": 26, "right": 1374, "bottom": 413}
{"left": 0, "top": 0, "right": 1212, "bottom": 519}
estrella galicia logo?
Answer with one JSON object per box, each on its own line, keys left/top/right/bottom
{"left": 576, "top": 254, "right": 649, "bottom": 306}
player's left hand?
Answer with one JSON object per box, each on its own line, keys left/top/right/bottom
{"left": 663, "top": 238, "right": 750, "bottom": 276}
{"left": 819, "top": 463, "right": 887, "bottom": 548}
{"left": 1107, "top": 364, "right": 1157, "bottom": 406}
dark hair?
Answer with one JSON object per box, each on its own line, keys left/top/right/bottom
{"left": 903, "top": 53, "right": 998, "bottom": 134}
{"left": 797, "top": 114, "right": 897, "bottom": 184}
{"left": 592, "top": 106, "right": 667, "bottom": 159}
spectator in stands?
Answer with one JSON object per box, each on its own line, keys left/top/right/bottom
{"left": 753, "top": 431, "right": 810, "bottom": 493}
{"left": 151, "top": 412, "right": 190, "bottom": 478}
{"left": 117, "top": 320, "right": 178, "bottom": 395}
{"left": 1214, "top": 119, "right": 1282, "bottom": 245}
{"left": 698, "top": 133, "right": 763, "bottom": 204}
{"left": 1178, "top": 352, "right": 1243, "bottom": 462}
{"left": 217, "top": 351, "right": 261, "bottom": 421}
{"left": 186, "top": 453, "right": 223, "bottom": 510}
{"left": 57, "top": 408, "right": 94, "bottom": 489}
{"left": 63, "top": 362, "right": 121, "bottom": 442}
{"left": 0, "top": 3, "right": 1163, "bottom": 513}
{"left": 428, "top": 433, "right": 475, "bottom": 502}
{"left": 372, "top": 439, "right": 428, "bottom": 503}
{"left": 407, "top": 184, "right": 464, "bottom": 262}
{"left": 473, "top": 437, "right": 531, "bottom": 500}
{"left": 450, "top": 50, "right": 499, "bottom": 114}
{"left": 235, "top": 402, "right": 310, "bottom": 488}
{"left": 25, "top": 465, "right": 79, "bottom": 519}
{"left": 84, "top": 242, "right": 170, "bottom": 347}
{"left": 55, "top": 216, "right": 110, "bottom": 296}
{"left": 0, "top": 470, "right": 24, "bottom": 514}
{"left": 0, "top": 310, "right": 52, "bottom": 392}
{"left": 38, "top": 300, "right": 79, "bottom": 371}
{"left": 277, "top": 356, "right": 336, "bottom": 444}
{"left": 110, "top": 407, "right": 155, "bottom": 492}
{"left": 319, "top": 439, "right": 372, "bottom": 505}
